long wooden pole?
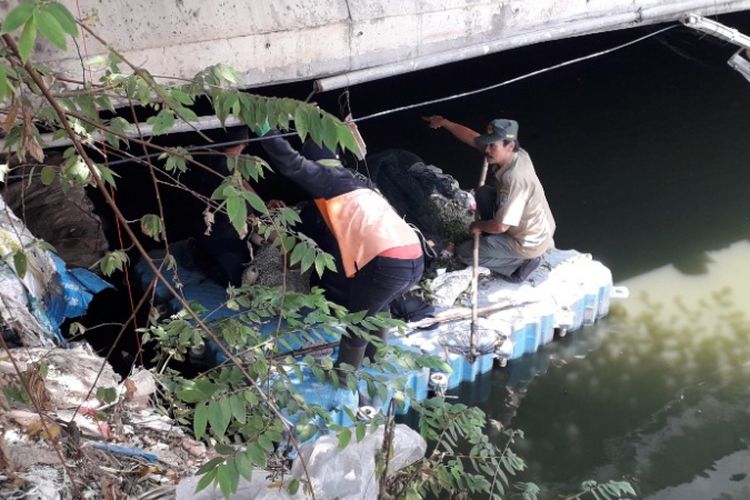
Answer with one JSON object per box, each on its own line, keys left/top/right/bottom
{"left": 470, "top": 159, "right": 489, "bottom": 360}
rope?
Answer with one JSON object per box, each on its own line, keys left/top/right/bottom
{"left": 353, "top": 24, "right": 678, "bottom": 122}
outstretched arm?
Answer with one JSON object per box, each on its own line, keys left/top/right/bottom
{"left": 423, "top": 115, "right": 482, "bottom": 151}
{"left": 258, "top": 130, "right": 338, "bottom": 199}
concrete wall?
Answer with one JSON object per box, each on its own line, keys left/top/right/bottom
{"left": 2, "top": 0, "right": 749, "bottom": 89}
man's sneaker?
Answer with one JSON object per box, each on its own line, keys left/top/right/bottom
{"left": 502, "top": 256, "right": 542, "bottom": 283}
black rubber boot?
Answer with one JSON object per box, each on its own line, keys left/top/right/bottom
{"left": 364, "top": 327, "right": 389, "bottom": 361}
{"left": 334, "top": 341, "right": 367, "bottom": 386}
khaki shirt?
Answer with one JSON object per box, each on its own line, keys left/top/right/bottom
{"left": 492, "top": 149, "right": 556, "bottom": 257}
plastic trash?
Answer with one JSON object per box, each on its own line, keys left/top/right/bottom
{"left": 0, "top": 196, "right": 110, "bottom": 347}
{"left": 176, "top": 424, "right": 426, "bottom": 500}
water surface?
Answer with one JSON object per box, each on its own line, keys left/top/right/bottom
{"left": 346, "top": 13, "right": 750, "bottom": 499}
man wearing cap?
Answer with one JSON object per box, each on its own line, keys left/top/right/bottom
{"left": 424, "top": 116, "right": 555, "bottom": 282}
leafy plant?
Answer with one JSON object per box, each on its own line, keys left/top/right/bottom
{"left": 0, "top": 4, "right": 635, "bottom": 499}
{"left": 385, "top": 398, "right": 536, "bottom": 500}
{"left": 563, "top": 480, "right": 637, "bottom": 500}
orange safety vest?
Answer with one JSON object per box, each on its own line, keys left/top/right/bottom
{"left": 314, "top": 189, "right": 420, "bottom": 277}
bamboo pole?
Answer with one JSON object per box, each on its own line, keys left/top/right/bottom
{"left": 409, "top": 300, "right": 536, "bottom": 332}
{"left": 469, "top": 159, "right": 489, "bottom": 360}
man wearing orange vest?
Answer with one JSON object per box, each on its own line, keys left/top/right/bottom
{"left": 259, "top": 131, "right": 424, "bottom": 373}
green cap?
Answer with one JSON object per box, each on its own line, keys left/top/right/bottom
{"left": 475, "top": 118, "right": 519, "bottom": 145}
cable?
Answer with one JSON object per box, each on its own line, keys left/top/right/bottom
{"left": 353, "top": 24, "right": 678, "bottom": 122}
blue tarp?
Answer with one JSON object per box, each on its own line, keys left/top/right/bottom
{"left": 44, "top": 254, "right": 112, "bottom": 345}
{"left": 134, "top": 240, "right": 343, "bottom": 366}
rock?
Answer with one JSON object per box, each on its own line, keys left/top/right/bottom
{"left": 4, "top": 169, "right": 109, "bottom": 269}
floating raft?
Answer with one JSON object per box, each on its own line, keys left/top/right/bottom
{"left": 136, "top": 245, "right": 614, "bottom": 430}
{"left": 290, "top": 248, "right": 614, "bottom": 425}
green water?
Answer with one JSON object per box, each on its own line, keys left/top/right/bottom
{"left": 338, "top": 13, "right": 750, "bottom": 499}
{"left": 424, "top": 21, "right": 750, "bottom": 499}
{"left": 454, "top": 243, "right": 750, "bottom": 498}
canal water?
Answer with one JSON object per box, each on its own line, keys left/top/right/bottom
{"left": 329, "top": 11, "right": 750, "bottom": 499}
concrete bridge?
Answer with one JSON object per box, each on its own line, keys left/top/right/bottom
{"left": 3, "top": 0, "right": 749, "bottom": 91}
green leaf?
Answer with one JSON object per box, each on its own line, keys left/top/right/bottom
{"left": 95, "top": 96, "right": 114, "bottom": 113}
{"left": 356, "top": 422, "right": 367, "bottom": 442}
{"left": 40, "top": 165, "right": 56, "bottom": 186}
{"left": 44, "top": 2, "right": 77, "bottom": 36}
{"left": 321, "top": 115, "right": 339, "bottom": 153}
{"left": 338, "top": 122, "right": 364, "bottom": 160}
{"left": 109, "top": 116, "right": 132, "bottom": 134}
{"left": 149, "top": 109, "right": 175, "bottom": 135}
{"left": 177, "top": 387, "right": 206, "bottom": 403}
{"left": 216, "top": 462, "right": 238, "bottom": 498}
{"left": 246, "top": 443, "right": 266, "bottom": 468}
{"left": 96, "top": 386, "right": 117, "bottom": 404}
{"left": 140, "top": 214, "right": 163, "bottom": 241}
{"left": 0, "top": 63, "right": 12, "bottom": 102}
{"left": 18, "top": 14, "right": 37, "bottom": 63}
{"left": 13, "top": 251, "right": 27, "bottom": 279}
{"left": 258, "top": 432, "right": 274, "bottom": 451}
{"left": 235, "top": 451, "right": 253, "bottom": 481}
{"left": 1, "top": 2, "right": 34, "bottom": 34}
{"left": 36, "top": 8, "right": 66, "bottom": 49}
{"left": 229, "top": 395, "right": 246, "bottom": 424}
{"left": 289, "top": 242, "right": 305, "bottom": 267}
{"left": 193, "top": 403, "right": 208, "bottom": 439}
{"left": 226, "top": 195, "right": 247, "bottom": 235}
{"left": 306, "top": 110, "right": 324, "bottom": 146}
{"left": 294, "top": 105, "right": 310, "bottom": 141}
{"left": 313, "top": 254, "right": 326, "bottom": 278}
{"left": 208, "top": 398, "right": 231, "bottom": 438}
{"left": 194, "top": 468, "right": 217, "bottom": 494}
{"left": 287, "top": 478, "right": 300, "bottom": 495}
{"left": 197, "top": 456, "right": 224, "bottom": 475}
{"left": 97, "top": 165, "right": 119, "bottom": 188}
{"left": 241, "top": 190, "right": 268, "bottom": 215}
{"left": 98, "top": 250, "right": 128, "bottom": 276}
{"left": 68, "top": 322, "right": 85, "bottom": 336}
{"left": 337, "top": 427, "right": 352, "bottom": 449}
{"left": 300, "top": 247, "right": 315, "bottom": 273}
{"left": 170, "top": 88, "right": 193, "bottom": 106}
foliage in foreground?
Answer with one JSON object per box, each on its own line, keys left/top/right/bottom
{"left": 1, "top": 3, "right": 636, "bottom": 499}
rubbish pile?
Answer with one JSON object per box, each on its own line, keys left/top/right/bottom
{"left": 0, "top": 344, "right": 206, "bottom": 499}
{"left": 0, "top": 196, "right": 110, "bottom": 348}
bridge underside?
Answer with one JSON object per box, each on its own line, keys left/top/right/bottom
{"left": 4, "top": 0, "right": 748, "bottom": 92}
